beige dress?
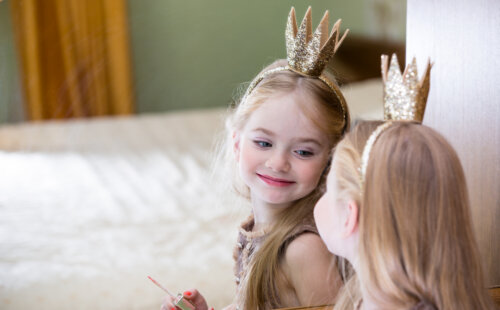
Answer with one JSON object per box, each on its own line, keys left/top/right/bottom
{"left": 233, "top": 214, "right": 319, "bottom": 310}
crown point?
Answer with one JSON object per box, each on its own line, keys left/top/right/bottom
{"left": 388, "top": 54, "right": 403, "bottom": 79}
{"left": 296, "top": 7, "right": 313, "bottom": 49}
{"left": 287, "top": 7, "right": 298, "bottom": 34}
{"left": 381, "top": 54, "right": 390, "bottom": 82}
{"left": 303, "top": 6, "right": 312, "bottom": 21}
{"left": 304, "top": 6, "right": 312, "bottom": 22}
{"left": 303, "top": 6, "right": 312, "bottom": 27}
{"left": 389, "top": 54, "right": 400, "bottom": 70}
{"left": 285, "top": 7, "right": 347, "bottom": 76}
{"left": 334, "top": 27, "right": 348, "bottom": 53}
{"left": 315, "top": 10, "right": 330, "bottom": 46}
{"left": 329, "top": 19, "right": 343, "bottom": 46}
{"left": 322, "top": 10, "right": 330, "bottom": 21}
{"left": 331, "top": 18, "right": 341, "bottom": 33}
{"left": 390, "top": 53, "right": 399, "bottom": 66}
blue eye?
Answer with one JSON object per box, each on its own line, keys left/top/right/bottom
{"left": 254, "top": 140, "right": 272, "bottom": 148}
{"left": 295, "top": 150, "right": 314, "bottom": 157}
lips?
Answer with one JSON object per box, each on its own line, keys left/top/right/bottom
{"left": 257, "top": 173, "right": 295, "bottom": 187}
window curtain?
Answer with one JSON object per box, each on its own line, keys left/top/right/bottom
{"left": 10, "top": 0, "right": 134, "bottom": 120}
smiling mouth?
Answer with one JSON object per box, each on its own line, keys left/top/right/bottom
{"left": 257, "top": 173, "right": 295, "bottom": 187}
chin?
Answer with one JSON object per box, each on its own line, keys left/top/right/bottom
{"left": 263, "top": 196, "right": 295, "bottom": 206}
{"left": 254, "top": 187, "right": 285, "bottom": 200}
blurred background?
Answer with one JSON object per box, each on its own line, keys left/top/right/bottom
{"left": 0, "top": 0, "right": 406, "bottom": 124}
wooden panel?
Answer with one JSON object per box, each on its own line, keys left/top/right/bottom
{"left": 490, "top": 286, "right": 500, "bottom": 307}
{"left": 406, "top": 0, "right": 500, "bottom": 286}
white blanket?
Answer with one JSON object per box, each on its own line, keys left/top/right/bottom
{"left": 0, "top": 79, "right": 383, "bottom": 309}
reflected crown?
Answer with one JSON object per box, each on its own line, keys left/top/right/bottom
{"left": 381, "top": 54, "right": 432, "bottom": 122}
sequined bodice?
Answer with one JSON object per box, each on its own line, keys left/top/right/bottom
{"left": 232, "top": 214, "right": 317, "bottom": 309}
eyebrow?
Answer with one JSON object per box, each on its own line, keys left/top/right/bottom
{"left": 253, "top": 128, "right": 275, "bottom": 136}
{"left": 252, "top": 128, "right": 323, "bottom": 147}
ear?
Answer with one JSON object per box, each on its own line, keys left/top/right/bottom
{"left": 232, "top": 131, "right": 241, "bottom": 162}
{"left": 342, "top": 200, "right": 359, "bottom": 238}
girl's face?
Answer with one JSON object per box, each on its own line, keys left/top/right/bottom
{"left": 234, "top": 91, "right": 330, "bottom": 210}
{"left": 314, "top": 163, "right": 346, "bottom": 257}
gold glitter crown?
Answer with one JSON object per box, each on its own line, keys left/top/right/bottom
{"left": 381, "top": 54, "right": 432, "bottom": 122}
{"left": 286, "top": 7, "right": 348, "bottom": 77}
{"left": 241, "top": 7, "right": 350, "bottom": 132}
{"left": 360, "top": 54, "right": 433, "bottom": 183}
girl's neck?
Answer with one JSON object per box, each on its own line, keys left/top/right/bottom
{"left": 250, "top": 194, "right": 291, "bottom": 230}
{"left": 346, "top": 257, "right": 379, "bottom": 310}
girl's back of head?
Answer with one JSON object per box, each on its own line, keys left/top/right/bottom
{"left": 332, "top": 121, "right": 495, "bottom": 309}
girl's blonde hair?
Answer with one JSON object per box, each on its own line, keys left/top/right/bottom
{"left": 332, "top": 121, "right": 495, "bottom": 309}
{"left": 224, "top": 59, "right": 349, "bottom": 309}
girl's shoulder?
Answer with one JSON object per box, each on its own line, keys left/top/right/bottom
{"left": 281, "top": 233, "right": 341, "bottom": 305}
{"left": 281, "top": 215, "right": 318, "bottom": 249}
{"left": 283, "top": 232, "right": 331, "bottom": 270}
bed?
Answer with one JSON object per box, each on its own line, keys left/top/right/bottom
{"left": 0, "top": 79, "right": 383, "bottom": 309}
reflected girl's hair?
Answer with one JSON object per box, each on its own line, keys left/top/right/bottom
{"left": 332, "top": 121, "right": 495, "bottom": 309}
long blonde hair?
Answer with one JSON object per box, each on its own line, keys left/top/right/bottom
{"left": 332, "top": 121, "right": 495, "bottom": 309}
{"left": 225, "top": 59, "right": 349, "bottom": 309}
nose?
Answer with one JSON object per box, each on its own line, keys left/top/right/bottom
{"left": 265, "top": 150, "right": 290, "bottom": 173}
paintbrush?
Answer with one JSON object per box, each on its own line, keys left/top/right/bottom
{"left": 148, "top": 276, "right": 196, "bottom": 310}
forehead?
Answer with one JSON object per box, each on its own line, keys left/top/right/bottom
{"left": 245, "top": 91, "right": 326, "bottom": 137}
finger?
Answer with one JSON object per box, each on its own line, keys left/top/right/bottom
{"left": 182, "top": 289, "right": 208, "bottom": 309}
{"left": 182, "top": 289, "right": 196, "bottom": 300}
{"left": 160, "top": 304, "right": 177, "bottom": 310}
{"left": 183, "top": 291, "right": 191, "bottom": 298}
{"left": 183, "top": 288, "right": 204, "bottom": 301}
{"left": 161, "top": 295, "right": 177, "bottom": 310}
{"left": 160, "top": 302, "right": 176, "bottom": 310}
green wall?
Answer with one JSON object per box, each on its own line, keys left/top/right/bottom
{"left": 0, "top": 0, "right": 24, "bottom": 124}
{"left": 0, "top": 1, "right": 405, "bottom": 123}
{"left": 127, "top": 0, "right": 374, "bottom": 113}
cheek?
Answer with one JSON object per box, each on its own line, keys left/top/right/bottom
{"left": 314, "top": 195, "right": 336, "bottom": 250}
{"left": 297, "top": 159, "right": 327, "bottom": 188}
{"left": 314, "top": 197, "right": 327, "bottom": 231}
{"left": 238, "top": 140, "right": 261, "bottom": 173}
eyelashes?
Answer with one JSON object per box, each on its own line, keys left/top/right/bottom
{"left": 294, "top": 150, "right": 314, "bottom": 157}
{"left": 252, "top": 140, "right": 315, "bottom": 158}
{"left": 254, "top": 140, "right": 272, "bottom": 148}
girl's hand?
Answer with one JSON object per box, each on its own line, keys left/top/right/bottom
{"left": 160, "top": 293, "right": 177, "bottom": 310}
{"left": 160, "top": 289, "right": 212, "bottom": 310}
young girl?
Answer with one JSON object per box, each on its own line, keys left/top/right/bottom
{"left": 314, "top": 55, "right": 496, "bottom": 309}
{"left": 162, "top": 7, "right": 351, "bottom": 310}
